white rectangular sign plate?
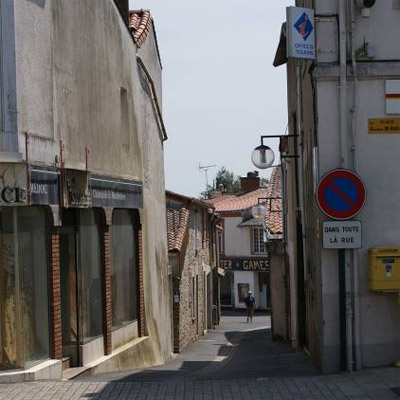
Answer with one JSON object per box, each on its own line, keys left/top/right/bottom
{"left": 286, "top": 7, "right": 315, "bottom": 60}
{"left": 323, "top": 221, "right": 362, "bottom": 249}
{"left": 386, "top": 80, "right": 400, "bottom": 115}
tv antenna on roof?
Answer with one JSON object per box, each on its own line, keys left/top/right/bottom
{"left": 199, "top": 164, "right": 217, "bottom": 190}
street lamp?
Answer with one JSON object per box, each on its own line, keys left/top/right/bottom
{"left": 251, "top": 134, "right": 298, "bottom": 170}
{"left": 251, "top": 145, "right": 275, "bottom": 169}
{"left": 251, "top": 202, "right": 266, "bottom": 220}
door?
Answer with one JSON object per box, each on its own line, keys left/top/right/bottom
{"left": 60, "top": 227, "right": 79, "bottom": 367}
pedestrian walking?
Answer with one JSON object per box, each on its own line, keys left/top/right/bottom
{"left": 244, "top": 290, "right": 256, "bottom": 322}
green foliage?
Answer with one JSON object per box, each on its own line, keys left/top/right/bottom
{"left": 200, "top": 167, "right": 269, "bottom": 199}
{"left": 214, "top": 167, "right": 241, "bottom": 194}
{"left": 260, "top": 177, "right": 269, "bottom": 187}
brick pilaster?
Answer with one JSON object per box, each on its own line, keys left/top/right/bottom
{"left": 138, "top": 226, "right": 147, "bottom": 336}
{"left": 49, "top": 230, "right": 62, "bottom": 360}
{"left": 103, "top": 227, "right": 112, "bottom": 355}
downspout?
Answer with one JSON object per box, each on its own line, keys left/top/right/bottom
{"left": 339, "top": 0, "right": 354, "bottom": 373}
{"left": 296, "top": 60, "right": 307, "bottom": 349}
{"left": 349, "top": 0, "right": 362, "bottom": 371}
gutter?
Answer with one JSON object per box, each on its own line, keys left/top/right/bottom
{"left": 137, "top": 57, "right": 168, "bottom": 141}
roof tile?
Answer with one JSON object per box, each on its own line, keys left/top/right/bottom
{"left": 129, "top": 9, "right": 153, "bottom": 47}
{"left": 166, "top": 208, "right": 189, "bottom": 252}
{"left": 264, "top": 167, "right": 283, "bottom": 235}
{"left": 206, "top": 188, "right": 269, "bottom": 212}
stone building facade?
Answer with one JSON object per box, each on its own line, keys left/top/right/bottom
{"left": 166, "top": 191, "right": 219, "bottom": 353}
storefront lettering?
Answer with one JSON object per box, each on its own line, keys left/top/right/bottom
{"left": 220, "top": 257, "right": 269, "bottom": 273}
{"left": 92, "top": 189, "right": 126, "bottom": 201}
{"left": 90, "top": 175, "right": 143, "bottom": 209}
{"left": 31, "top": 183, "right": 49, "bottom": 195}
{"left": 243, "top": 260, "right": 267, "bottom": 271}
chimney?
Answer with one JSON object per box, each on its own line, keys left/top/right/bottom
{"left": 114, "top": 0, "right": 129, "bottom": 27}
{"left": 240, "top": 171, "right": 260, "bottom": 193}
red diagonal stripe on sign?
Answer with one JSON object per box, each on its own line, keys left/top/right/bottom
{"left": 327, "top": 180, "right": 355, "bottom": 207}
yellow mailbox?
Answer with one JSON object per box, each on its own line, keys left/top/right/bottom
{"left": 369, "top": 247, "right": 400, "bottom": 292}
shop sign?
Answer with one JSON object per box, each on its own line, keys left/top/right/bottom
{"left": 65, "top": 170, "right": 90, "bottom": 207}
{"left": 220, "top": 257, "right": 269, "bottom": 273}
{"left": 30, "top": 166, "right": 60, "bottom": 205}
{"left": 90, "top": 175, "right": 143, "bottom": 209}
{"left": 286, "top": 7, "right": 315, "bottom": 60}
{"left": 323, "top": 221, "right": 362, "bottom": 249}
{"left": 368, "top": 118, "right": 400, "bottom": 134}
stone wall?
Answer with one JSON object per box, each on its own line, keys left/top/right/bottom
{"left": 176, "top": 208, "right": 211, "bottom": 352}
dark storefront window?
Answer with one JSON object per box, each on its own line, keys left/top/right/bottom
{"left": 220, "top": 271, "right": 233, "bottom": 307}
{"left": 0, "top": 207, "right": 49, "bottom": 370}
{"left": 79, "top": 210, "right": 103, "bottom": 343}
{"left": 111, "top": 210, "right": 138, "bottom": 329}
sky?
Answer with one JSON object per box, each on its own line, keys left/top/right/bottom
{"left": 129, "top": 0, "right": 293, "bottom": 197}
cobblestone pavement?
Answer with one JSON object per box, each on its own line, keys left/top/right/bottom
{"left": 1, "top": 312, "right": 399, "bottom": 399}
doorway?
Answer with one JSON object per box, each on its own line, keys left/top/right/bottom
{"left": 60, "top": 226, "right": 79, "bottom": 367}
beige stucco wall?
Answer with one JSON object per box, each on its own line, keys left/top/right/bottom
{"left": 13, "top": 0, "right": 171, "bottom": 367}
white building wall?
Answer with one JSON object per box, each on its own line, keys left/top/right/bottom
{"left": 312, "top": 1, "right": 400, "bottom": 371}
{"left": 224, "top": 216, "right": 251, "bottom": 256}
{"left": 286, "top": 0, "right": 400, "bottom": 373}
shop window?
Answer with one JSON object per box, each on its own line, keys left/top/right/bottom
{"left": 78, "top": 210, "right": 103, "bottom": 343}
{"left": 0, "top": 207, "right": 49, "bottom": 370}
{"left": 252, "top": 227, "right": 267, "bottom": 254}
{"left": 111, "top": 209, "right": 138, "bottom": 329}
{"left": 218, "top": 232, "right": 224, "bottom": 254}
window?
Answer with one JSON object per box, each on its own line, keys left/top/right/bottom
{"left": 190, "top": 277, "right": 195, "bottom": 320}
{"left": 120, "top": 87, "right": 130, "bottom": 150}
{"left": 194, "top": 211, "right": 199, "bottom": 252}
{"left": 217, "top": 232, "right": 224, "bottom": 254}
{"left": 78, "top": 210, "right": 103, "bottom": 343}
{"left": 0, "top": 207, "right": 49, "bottom": 370}
{"left": 252, "top": 227, "right": 267, "bottom": 254}
{"left": 111, "top": 210, "right": 138, "bottom": 329}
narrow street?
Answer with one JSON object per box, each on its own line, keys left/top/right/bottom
{"left": 1, "top": 312, "right": 399, "bottom": 399}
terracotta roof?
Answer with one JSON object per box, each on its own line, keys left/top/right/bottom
{"left": 206, "top": 188, "right": 269, "bottom": 212}
{"left": 264, "top": 167, "right": 283, "bottom": 235}
{"left": 129, "top": 9, "right": 153, "bottom": 47}
{"left": 166, "top": 208, "right": 189, "bottom": 252}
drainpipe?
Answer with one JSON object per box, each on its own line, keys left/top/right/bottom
{"left": 349, "top": 0, "right": 362, "bottom": 371}
{"left": 296, "top": 59, "right": 307, "bottom": 349}
{"left": 339, "top": 0, "right": 354, "bottom": 373}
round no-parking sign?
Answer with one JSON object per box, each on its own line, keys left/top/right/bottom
{"left": 317, "top": 169, "right": 366, "bottom": 220}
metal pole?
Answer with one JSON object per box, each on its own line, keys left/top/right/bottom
{"left": 339, "top": 249, "right": 347, "bottom": 371}
{"left": 339, "top": 0, "right": 354, "bottom": 372}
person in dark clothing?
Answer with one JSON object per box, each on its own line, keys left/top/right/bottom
{"left": 244, "top": 290, "right": 256, "bottom": 322}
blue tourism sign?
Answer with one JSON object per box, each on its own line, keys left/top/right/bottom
{"left": 287, "top": 7, "right": 315, "bottom": 60}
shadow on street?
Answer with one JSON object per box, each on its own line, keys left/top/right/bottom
{"left": 78, "top": 311, "right": 316, "bottom": 387}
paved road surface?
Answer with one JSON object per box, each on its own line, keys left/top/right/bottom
{"left": 1, "top": 311, "right": 399, "bottom": 399}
